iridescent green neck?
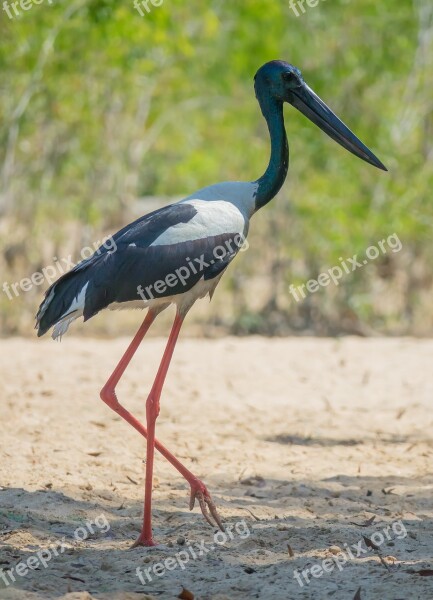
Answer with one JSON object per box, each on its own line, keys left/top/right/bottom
{"left": 254, "top": 94, "right": 289, "bottom": 211}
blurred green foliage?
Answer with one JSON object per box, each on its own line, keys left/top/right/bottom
{"left": 0, "top": 0, "right": 432, "bottom": 335}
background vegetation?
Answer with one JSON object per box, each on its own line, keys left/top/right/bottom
{"left": 0, "top": 0, "right": 432, "bottom": 337}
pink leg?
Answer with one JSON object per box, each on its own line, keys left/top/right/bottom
{"left": 135, "top": 311, "right": 184, "bottom": 546}
{"left": 99, "top": 311, "right": 223, "bottom": 545}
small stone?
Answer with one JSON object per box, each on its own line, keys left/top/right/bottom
{"left": 177, "top": 536, "right": 186, "bottom": 545}
{"left": 329, "top": 545, "right": 342, "bottom": 555}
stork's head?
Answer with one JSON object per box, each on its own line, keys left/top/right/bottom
{"left": 254, "top": 60, "right": 387, "bottom": 171}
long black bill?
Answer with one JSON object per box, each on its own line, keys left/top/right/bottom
{"left": 290, "top": 83, "right": 387, "bottom": 171}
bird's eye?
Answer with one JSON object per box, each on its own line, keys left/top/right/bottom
{"left": 282, "top": 71, "right": 301, "bottom": 87}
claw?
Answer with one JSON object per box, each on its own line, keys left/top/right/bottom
{"left": 190, "top": 486, "right": 225, "bottom": 532}
{"left": 197, "top": 491, "right": 217, "bottom": 528}
{"left": 189, "top": 488, "right": 197, "bottom": 511}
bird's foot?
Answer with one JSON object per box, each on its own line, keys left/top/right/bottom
{"left": 130, "top": 534, "right": 157, "bottom": 549}
{"left": 189, "top": 479, "right": 224, "bottom": 531}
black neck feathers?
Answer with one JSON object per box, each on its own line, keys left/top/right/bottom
{"left": 254, "top": 92, "right": 289, "bottom": 211}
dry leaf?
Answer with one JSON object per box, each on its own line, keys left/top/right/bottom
{"left": 178, "top": 587, "right": 194, "bottom": 599}
{"left": 350, "top": 515, "right": 376, "bottom": 527}
{"left": 61, "top": 574, "right": 86, "bottom": 583}
{"left": 396, "top": 407, "right": 406, "bottom": 419}
{"left": 240, "top": 475, "right": 266, "bottom": 488}
{"left": 363, "top": 535, "right": 379, "bottom": 551}
{"left": 243, "top": 507, "right": 261, "bottom": 521}
{"left": 90, "top": 421, "right": 106, "bottom": 428}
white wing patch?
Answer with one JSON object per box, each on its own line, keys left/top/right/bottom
{"left": 150, "top": 199, "right": 246, "bottom": 247}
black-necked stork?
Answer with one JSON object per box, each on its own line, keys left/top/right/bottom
{"left": 36, "top": 61, "right": 386, "bottom": 547}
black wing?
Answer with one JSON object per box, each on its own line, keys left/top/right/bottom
{"left": 81, "top": 231, "right": 243, "bottom": 319}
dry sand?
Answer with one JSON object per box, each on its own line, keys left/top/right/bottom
{"left": 0, "top": 336, "right": 433, "bottom": 600}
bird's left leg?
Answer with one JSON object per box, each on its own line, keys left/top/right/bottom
{"left": 134, "top": 310, "right": 183, "bottom": 547}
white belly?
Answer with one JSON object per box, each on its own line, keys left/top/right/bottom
{"left": 108, "top": 273, "right": 224, "bottom": 316}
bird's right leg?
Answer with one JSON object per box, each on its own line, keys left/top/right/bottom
{"left": 99, "top": 310, "right": 223, "bottom": 531}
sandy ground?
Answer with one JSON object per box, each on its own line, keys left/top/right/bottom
{"left": 1, "top": 336, "right": 433, "bottom": 600}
